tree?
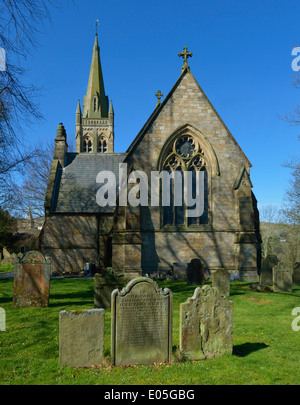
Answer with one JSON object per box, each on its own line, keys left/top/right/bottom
{"left": 279, "top": 69, "right": 300, "bottom": 268}
{"left": 13, "top": 137, "right": 74, "bottom": 218}
{"left": 259, "top": 204, "right": 282, "bottom": 258}
{"left": 0, "top": 0, "right": 61, "bottom": 210}
{"left": 282, "top": 157, "right": 300, "bottom": 225}
{"left": 0, "top": 206, "right": 17, "bottom": 252}
{"left": 12, "top": 142, "right": 54, "bottom": 217}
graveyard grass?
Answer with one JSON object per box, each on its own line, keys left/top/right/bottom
{"left": 0, "top": 264, "right": 13, "bottom": 274}
{"left": 0, "top": 278, "right": 299, "bottom": 385}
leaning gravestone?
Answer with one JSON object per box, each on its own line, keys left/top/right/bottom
{"left": 211, "top": 268, "right": 231, "bottom": 297}
{"left": 12, "top": 251, "right": 51, "bottom": 307}
{"left": 273, "top": 263, "right": 293, "bottom": 293}
{"left": 111, "top": 277, "right": 172, "bottom": 366}
{"left": 293, "top": 263, "right": 300, "bottom": 286}
{"left": 94, "top": 268, "right": 124, "bottom": 309}
{"left": 180, "top": 285, "right": 233, "bottom": 361}
{"left": 186, "top": 258, "right": 205, "bottom": 285}
{"left": 59, "top": 309, "right": 105, "bottom": 368}
{"left": 259, "top": 254, "right": 279, "bottom": 286}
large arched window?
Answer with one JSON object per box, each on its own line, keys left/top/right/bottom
{"left": 161, "top": 134, "right": 209, "bottom": 226}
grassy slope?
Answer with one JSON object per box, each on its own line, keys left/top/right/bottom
{"left": 0, "top": 278, "right": 299, "bottom": 385}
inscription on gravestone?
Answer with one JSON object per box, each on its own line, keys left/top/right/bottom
{"left": 111, "top": 277, "right": 172, "bottom": 366}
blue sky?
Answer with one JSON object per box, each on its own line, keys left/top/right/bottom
{"left": 19, "top": 0, "right": 299, "bottom": 210}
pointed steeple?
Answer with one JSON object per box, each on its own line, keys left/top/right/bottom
{"left": 76, "top": 99, "right": 82, "bottom": 115}
{"left": 83, "top": 34, "right": 109, "bottom": 119}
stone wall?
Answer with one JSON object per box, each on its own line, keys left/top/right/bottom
{"left": 115, "top": 70, "right": 260, "bottom": 280}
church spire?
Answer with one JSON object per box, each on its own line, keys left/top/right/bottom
{"left": 83, "top": 33, "right": 109, "bottom": 119}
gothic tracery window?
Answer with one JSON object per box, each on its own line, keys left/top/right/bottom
{"left": 162, "top": 135, "right": 209, "bottom": 226}
{"left": 83, "top": 138, "right": 92, "bottom": 153}
{"left": 98, "top": 137, "right": 107, "bottom": 153}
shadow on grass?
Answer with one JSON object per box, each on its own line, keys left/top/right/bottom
{"left": 49, "top": 287, "right": 94, "bottom": 308}
{"left": 233, "top": 342, "right": 269, "bottom": 357}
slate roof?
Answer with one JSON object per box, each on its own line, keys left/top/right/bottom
{"left": 52, "top": 152, "right": 126, "bottom": 213}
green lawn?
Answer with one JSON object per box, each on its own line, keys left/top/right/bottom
{"left": 0, "top": 264, "right": 13, "bottom": 274}
{"left": 0, "top": 278, "right": 299, "bottom": 385}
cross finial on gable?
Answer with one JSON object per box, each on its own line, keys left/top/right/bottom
{"left": 178, "top": 46, "right": 193, "bottom": 72}
{"left": 155, "top": 90, "right": 163, "bottom": 107}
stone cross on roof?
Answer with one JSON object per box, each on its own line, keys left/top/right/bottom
{"left": 155, "top": 90, "right": 163, "bottom": 107}
{"left": 178, "top": 46, "right": 193, "bottom": 72}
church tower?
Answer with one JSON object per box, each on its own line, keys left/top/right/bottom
{"left": 75, "top": 34, "right": 114, "bottom": 154}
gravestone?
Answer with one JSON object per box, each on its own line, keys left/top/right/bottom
{"left": 259, "top": 254, "right": 279, "bottom": 286}
{"left": 211, "top": 268, "right": 230, "bottom": 297}
{"left": 111, "top": 277, "right": 172, "bottom": 366}
{"left": 173, "top": 263, "right": 187, "bottom": 281}
{"left": 186, "top": 258, "right": 205, "bottom": 285}
{"left": 273, "top": 263, "right": 293, "bottom": 292}
{"left": 293, "top": 263, "right": 300, "bottom": 286}
{"left": 94, "top": 268, "right": 124, "bottom": 309}
{"left": 180, "top": 285, "right": 233, "bottom": 360}
{"left": 59, "top": 309, "right": 105, "bottom": 368}
{"left": 12, "top": 251, "right": 51, "bottom": 307}
{"left": 0, "top": 308, "right": 5, "bottom": 331}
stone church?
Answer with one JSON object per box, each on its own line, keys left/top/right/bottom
{"left": 40, "top": 34, "right": 261, "bottom": 281}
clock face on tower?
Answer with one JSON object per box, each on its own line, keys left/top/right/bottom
{"left": 175, "top": 136, "right": 196, "bottom": 158}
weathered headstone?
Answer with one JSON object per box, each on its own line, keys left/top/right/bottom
{"left": 273, "top": 263, "right": 293, "bottom": 293}
{"left": 94, "top": 268, "right": 124, "bottom": 309}
{"left": 59, "top": 309, "right": 105, "bottom": 368}
{"left": 180, "top": 285, "right": 233, "bottom": 360}
{"left": 259, "top": 254, "right": 279, "bottom": 286}
{"left": 293, "top": 262, "right": 300, "bottom": 286}
{"left": 111, "top": 277, "right": 172, "bottom": 366}
{"left": 1, "top": 247, "right": 11, "bottom": 265}
{"left": 0, "top": 308, "right": 5, "bottom": 331}
{"left": 186, "top": 258, "right": 205, "bottom": 285}
{"left": 173, "top": 263, "right": 187, "bottom": 281}
{"left": 211, "top": 268, "right": 230, "bottom": 297}
{"left": 12, "top": 251, "right": 51, "bottom": 307}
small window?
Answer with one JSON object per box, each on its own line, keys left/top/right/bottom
{"left": 83, "top": 140, "right": 87, "bottom": 153}
{"left": 103, "top": 140, "right": 107, "bottom": 153}
{"left": 98, "top": 138, "right": 107, "bottom": 153}
{"left": 88, "top": 140, "right": 92, "bottom": 153}
{"left": 93, "top": 97, "right": 97, "bottom": 112}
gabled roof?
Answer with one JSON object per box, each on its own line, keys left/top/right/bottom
{"left": 51, "top": 152, "right": 126, "bottom": 214}
{"left": 126, "top": 67, "right": 252, "bottom": 168}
